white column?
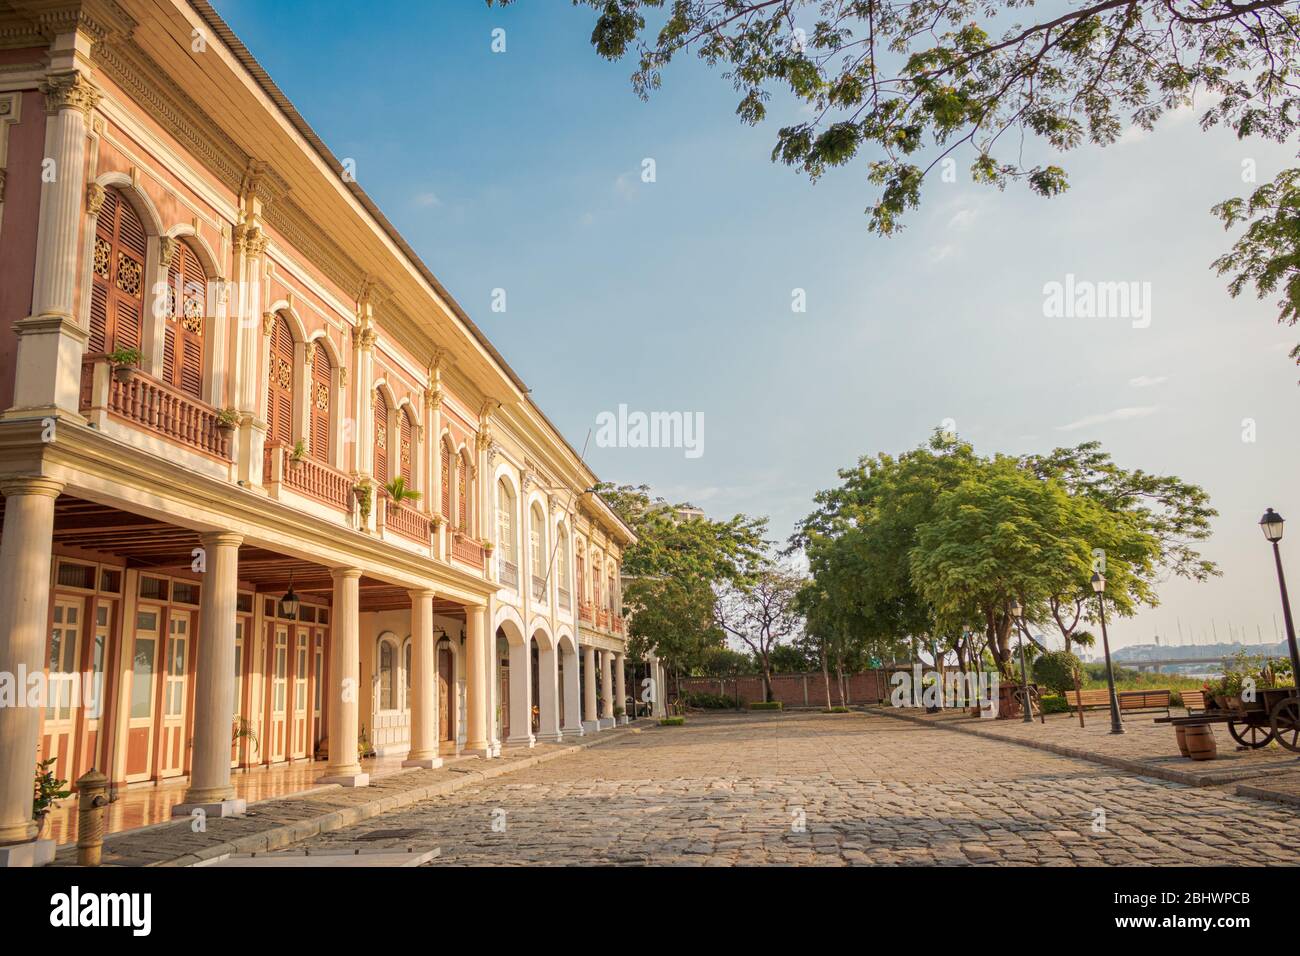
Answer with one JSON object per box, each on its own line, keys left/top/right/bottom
{"left": 0, "top": 478, "right": 61, "bottom": 852}
{"left": 177, "top": 532, "right": 245, "bottom": 814}
{"left": 536, "top": 642, "right": 562, "bottom": 743}
{"left": 403, "top": 589, "right": 442, "bottom": 769}
{"left": 614, "top": 652, "right": 628, "bottom": 724}
{"left": 321, "top": 568, "right": 368, "bottom": 786}
{"left": 601, "top": 650, "right": 616, "bottom": 723}
{"left": 464, "top": 604, "right": 490, "bottom": 756}
{"left": 506, "top": 638, "right": 535, "bottom": 747}
{"left": 8, "top": 73, "right": 96, "bottom": 418}
{"left": 561, "top": 643, "right": 584, "bottom": 737}
{"left": 654, "top": 660, "right": 668, "bottom": 717}
{"left": 582, "top": 644, "right": 599, "bottom": 733}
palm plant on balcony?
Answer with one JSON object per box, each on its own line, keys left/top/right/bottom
{"left": 216, "top": 407, "right": 239, "bottom": 432}
{"left": 107, "top": 346, "right": 142, "bottom": 384}
{"left": 384, "top": 475, "right": 422, "bottom": 505}
{"left": 289, "top": 439, "right": 307, "bottom": 465}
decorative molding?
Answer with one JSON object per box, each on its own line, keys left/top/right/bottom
{"left": 262, "top": 311, "right": 275, "bottom": 336}
{"left": 85, "top": 180, "right": 106, "bottom": 216}
{"left": 40, "top": 69, "right": 100, "bottom": 117}
{"left": 158, "top": 234, "right": 178, "bottom": 265}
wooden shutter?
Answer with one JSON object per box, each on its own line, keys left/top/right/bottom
{"left": 90, "top": 188, "right": 145, "bottom": 355}
{"left": 440, "top": 443, "right": 451, "bottom": 519}
{"left": 577, "top": 555, "right": 585, "bottom": 602}
{"left": 265, "top": 316, "right": 295, "bottom": 446}
{"left": 164, "top": 241, "right": 207, "bottom": 398}
{"left": 310, "top": 346, "right": 331, "bottom": 463}
{"left": 457, "top": 452, "right": 469, "bottom": 530}
{"left": 373, "top": 391, "right": 389, "bottom": 484}
{"left": 400, "top": 411, "right": 413, "bottom": 485}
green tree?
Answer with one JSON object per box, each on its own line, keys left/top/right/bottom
{"left": 490, "top": 0, "right": 1300, "bottom": 372}
{"left": 715, "top": 560, "right": 805, "bottom": 700}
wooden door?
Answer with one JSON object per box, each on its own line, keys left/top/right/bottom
{"left": 312, "top": 631, "right": 326, "bottom": 756}
{"left": 266, "top": 316, "right": 295, "bottom": 447}
{"left": 158, "top": 610, "right": 190, "bottom": 777}
{"left": 438, "top": 646, "right": 453, "bottom": 743}
{"left": 290, "top": 629, "right": 309, "bottom": 759}
{"left": 268, "top": 624, "right": 288, "bottom": 762}
{"left": 77, "top": 601, "right": 112, "bottom": 779}
{"left": 42, "top": 598, "right": 82, "bottom": 781}
{"left": 231, "top": 619, "right": 244, "bottom": 766}
{"left": 499, "top": 661, "right": 510, "bottom": 741}
{"left": 126, "top": 608, "right": 161, "bottom": 781}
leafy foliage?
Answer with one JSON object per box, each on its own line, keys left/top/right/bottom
{"left": 1033, "top": 649, "right": 1084, "bottom": 696}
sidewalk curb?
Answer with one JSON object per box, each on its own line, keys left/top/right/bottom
{"left": 867, "top": 706, "right": 1293, "bottom": 790}
{"left": 86, "top": 721, "right": 650, "bottom": 867}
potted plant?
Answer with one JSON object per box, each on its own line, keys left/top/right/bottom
{"left": 232, "top": 716, "right": 259, "bottom": 756}
{"left": 384, "top": 476, "right": 422, "bottom": 505}
{"left": 353, "top": 481, "right": 373, "bottom": 523}
{"left": 33, "top": 758, "right": 70, "bottom": 840}
{"left": 357, "top": 726, "right": 374, "bottom": 759}
{"left": 216, "top": 407, "right": 239, "bottom": 434}
{"left": 289, "top": 439, "right": 307, "bottom": 467}
{"left": 107, "top": 346, "right": 142, "bottom": 384}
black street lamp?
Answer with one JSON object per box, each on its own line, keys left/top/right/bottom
{"left": 1091, "top": 572, "right": 1125, "bottom": 734}
{"left": 1260, "top": 508, "right": 1300, "bottom": 685}
{"left": 1009, "top": 599, "right": 1033, "bottom": 724}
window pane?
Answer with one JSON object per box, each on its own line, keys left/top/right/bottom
{"left": 130, "top": 638, "right": 156, "bottom": 718}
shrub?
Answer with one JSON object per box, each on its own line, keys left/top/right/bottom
{"left": 1034, "top": 650, "right": 1083, "bottom": 696}
{"left": 659, "top": 717, "right": 686, "bottom": 726}
{"left": 823, "top": 706, "right": 851, "bottom": 714}
{"left": 749, "top": 701, "right": 783, "bottom": 711}
{"left": 1039, "top": 694, "right": 1071, "bottom": 715}
{"left": 685, "top": 692, "right": 733, "bottom": 709}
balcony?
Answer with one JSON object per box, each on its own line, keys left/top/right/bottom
{"left": 263, "top": 442, "right": 351, "bottom": 512}
{"left": 498, "top": 557, "right": 519, "bottom": 591}
{"left": 579, "top": 602, "right": 594, "bottom": 624}
{"left": 385, "top": 496, "right": 432, "bottom": 544}
{"left": 596, "top": 608, "right": 610, "bottom": 630}
{"left": 451, "top": 533, "right": 485, "bottom": 570}
{"left": 80, "top": 356, "right": 230, "bottom": 461}
{"left": 557, "top": 586, "right": 571, "bottom": 611}
{"left": 613, "top": 614, "right": 625, "bottom": 634}
{"left": 531, "top": 574, "right": 547, "bottom": 602}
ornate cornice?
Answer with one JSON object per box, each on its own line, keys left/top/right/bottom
{"left": 3, "top": 0, "right": 136, "bottom": 49}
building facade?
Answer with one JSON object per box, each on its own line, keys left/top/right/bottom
{"left": 0, "top": 0, "right": 636, "bottom": 864}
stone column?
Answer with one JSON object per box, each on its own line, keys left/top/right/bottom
{"left": 506, "top": 638, "right": 534, "bottom": 748}
{"left": 177, "top": 532, "right": 245, "bottom": 816}
{"left": 464, "top": 604, "right": 490, "bottom": 756}
{"left": 536, "top": 643, "right": 562, "bottom": 743}
{"left": 582, "top": 644, "right": 599, "bottom": 733}
{"left": 321, "top": 568, "right": 368, "bottom": 786}
{"left": 653, "top": 660, "right": 667, "bottom": 717}
{"left": 8, "top": 73, "right": 97, "bottom": 419}
{"left": 0, "top": 478, "right": 61, "bottom": 861}
{"left": 403, "top": 589, "right": 442, "bottom": 769}
{"left": 614, "top": 652, "right": 628, "bottom": 724}
{"left": 561, "top": 643, "right": 584, "bottom": 737}
{"left": 601, "top": 650, "right": 616, "bottom": 724}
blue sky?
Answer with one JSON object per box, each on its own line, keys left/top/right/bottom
{"left": 213, "top": 0, "right": 1300, "bottom": 651}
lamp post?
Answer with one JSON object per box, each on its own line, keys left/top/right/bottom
{"left": 1260, "top": 508, "right": 1300, "bottom": 684}
{"left": 1009, "top": 599, "right": 1033, "bottom": 724}
{"left": 1091, "top": 572, "right": 1124, "bottom": 734}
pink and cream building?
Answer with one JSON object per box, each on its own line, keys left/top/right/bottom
{"left": 0, "top": 0, "right": 637, "bottom": 866}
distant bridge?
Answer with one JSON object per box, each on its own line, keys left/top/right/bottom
{"left": 1114, "top": 656, "right": 1232, "bottom": 673}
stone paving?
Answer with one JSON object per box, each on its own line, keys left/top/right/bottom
{"left": 290, "top": 711, "right": 1300, "bottom": 866}
{"left": 881, "top": 705, "right": 1300, "bottom": 786}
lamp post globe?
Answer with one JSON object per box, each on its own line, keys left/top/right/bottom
{"left": 1260, "top": 508, "right": 1300, "bottom": 693}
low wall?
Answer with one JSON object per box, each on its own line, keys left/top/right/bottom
{"left": 674, "top": 670, "right": 891, "bottom": 707}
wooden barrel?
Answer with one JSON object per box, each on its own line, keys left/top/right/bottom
{"left": 1184, "top": 724, "right": 1217, "bottom": 760}
{"left": 1175, "top": 724, "right": 1190, "bottom": 758}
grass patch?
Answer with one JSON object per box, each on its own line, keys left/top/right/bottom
{"left": 749, "top": 701, "right": 783, "bottom": 711}
{"left": 659, "top": 717, "right": 686, "bottom": 726}
{"left": 823, "top": 706, "right": 852, "bottom": 714}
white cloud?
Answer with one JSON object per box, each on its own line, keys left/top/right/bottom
{"left": 929, "top": 243, "right": 955, "bottom": 263}
{"left": 1128, "top": 375, "right": 1168, "bottom": 388}
{"left": 947, "top": 207, "right": 978, "bottom": 231}
{"left": 413, "top": 191, "right": 442, "bottom": 208}
{"left": 1054, "top": 405, "right": 1159, "bottom": 432}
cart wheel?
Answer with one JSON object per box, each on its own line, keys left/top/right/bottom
{"left": 1227, "top": 720, "right": 1276, "bottom": 749}
{"left": 1269, "top": 698, "right": 1300, "bottom": 752}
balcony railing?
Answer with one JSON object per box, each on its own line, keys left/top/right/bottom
{"left": 263, "top": 442, "right": 351, "bottom": 511}
{"left": 81, "top": 357, "right": 230, "bottom": 460}
{"left": 531, "top": 574, "right": 547, "bottom": 602}
{"left": 498, "top": 557, "right": 519, "bottom": 590}
{"left": 579, "top": 602, "right": 594, "bottom": 624}
{"left": 558, "top": 586, "right": 571, "bottom": 611}
{"left": 596, "top": 608, "right": 610, "bottom": 630}
{"left": 386, "top": 497, "right": 432, "bottom": 544}
{"left": 613, "top": 614, "right": 625, "bottom": 634}
{"left": 451, "top": 533, "right": 485, "bottom": 569}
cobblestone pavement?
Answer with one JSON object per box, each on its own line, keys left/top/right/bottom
{"left": 295, "top": 712, "right": 1300, "bottom": 866}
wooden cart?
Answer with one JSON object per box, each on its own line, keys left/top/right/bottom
{"left": 1155, "top": 688, "right": 1300, "bottom": 751}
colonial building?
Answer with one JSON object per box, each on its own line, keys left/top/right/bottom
{"left": 0, "top": 0, "right": 638, "bottom": 866}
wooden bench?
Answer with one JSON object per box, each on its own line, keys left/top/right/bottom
{"left": 1179, "top": 689, "right": 1209, "bottom": 715}
{"left": 1063, "top": 688, "right": 1172, "bottom": 716}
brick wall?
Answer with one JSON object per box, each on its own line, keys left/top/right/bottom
{"left": 674, "top": 670, "right": 891, "bottom": 707}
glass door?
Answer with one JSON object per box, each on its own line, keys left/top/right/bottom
{"left": 43, "top": 599, "right": 82, "bottom": 781}
{"left": 126, "top": 608, "right": 160, "bottom": 781}
{"left": 158, "top": 611, "right": 189, "bottom": 777}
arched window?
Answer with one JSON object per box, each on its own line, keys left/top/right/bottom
{"left": 309, "top": 344, "right": 332, "bottom": 463}
{"left": 373, "top": 390, "right": 389, "bottom": 484}
{"left": 90, "top": 186, "right": 146, "bottom": 356}
{"left": 440, "top": 440, "right": 452, "bottom": 520}
{"left": 557, "top": 524, "right": 570, "bottom": 591}
{"left": 400, "top": 407, "right": 414, "bottom": 486}
{"left": 496, "top": 479, "right": 516, "bottom": 561}
{"left": 576, "top": 543, "right": 586, "bottom": 604}
{"left": 529, "top": 502, "right": 545, "bottom": 574}
{"left": 608, "top": 566, "right": 618, "bottom": 614}
{"left": 377, "top": 636, "right": 397, "bottom": 712}
{"left": 163, "top": 239, "right": 207, "bottom": 398}
{"left": 592, "top": 552, "right": 604, "bottom": 608}
{"left": 265, "top": 315, "right": 295, "bottom": 446}
{"left": 457, "top": 449, "right": 471, "bottom": 531}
